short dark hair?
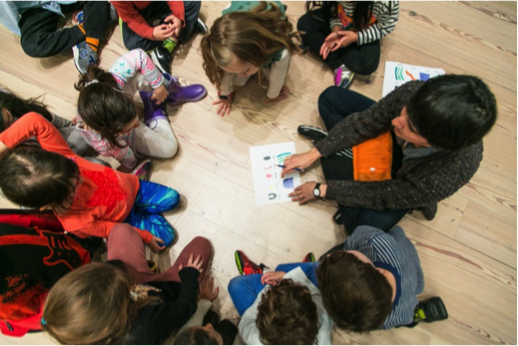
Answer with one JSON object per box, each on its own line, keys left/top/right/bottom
{"left": 406, "top": 74, "right": 497, "bottom": 151}
{"left": 317, "top": 251, "right": 392, "bottom": 332}
{"left": 173, "top": 327, "right": 220, "bottom": 345}
{"left": 256, "top": 279, "right": 319, "bottom": 345}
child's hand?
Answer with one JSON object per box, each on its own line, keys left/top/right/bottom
{"left": 179, "top": 253, "right": 204, "bottom": 273}
{"left": 164, "top": 14, "right": 183, "bottom": 38}
{"left": 199, "top": 275, "right": 219, "bottom": 302}
{"left": 261, "top": 271, "right": 286, "bottom": 285}
{"left": 212, "top": 92, "right": 235, "bottom": 117}
{"left": 153, "top": 24, "right": 175, "bottom": 40}
{"left": 152, "top": 85, "right": 168, "bottom": 105}
{"left": 264, "top": 85, "right": 291, "bottom": 105}
{"left": 148, "top": 236, "right": 165, "bottom": 252}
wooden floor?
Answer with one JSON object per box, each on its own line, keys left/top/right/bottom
{"left": 0, "top": 1, "right": 516, "bottom": 345}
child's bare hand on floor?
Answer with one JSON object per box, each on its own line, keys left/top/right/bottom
{"left": 264, "top": 85, "right": 291, "bottom": 105}
{"left": 148, "top": 236, "right": 165, "bottom": 252}
{"left": 179, "top": 254, "right": 204, "bottom": 273}
{"left": 261, "top": 271, "right": 286, "bottom": 285}
{"left": 152, "top": 85, "right": 168, "bottom": 105}
{"left": 212, "top": 98, "right": 233, "bottom": 117}
{"left": 199, "top": 276, "right": 219, "bottom": 302}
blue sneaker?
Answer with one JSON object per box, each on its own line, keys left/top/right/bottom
{"left": 73, "top": 41, "right": 97, "bottom": 75}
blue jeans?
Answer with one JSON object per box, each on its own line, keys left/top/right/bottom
{"left": 228, "top": 262, "right": 319, "bottom": 316}
{"left": 125, "top": 180, "right": 180, "bottom": 246}
{"left": 228, "top": 274, "right": 265, "bottom": 316}
{"left": 317, "top": 87, "right": 408, "bottom": 234}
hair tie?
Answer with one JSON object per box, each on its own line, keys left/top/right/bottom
{"left": 41, "top": 317, "right": 47, "bottom": 325}
{"left": 85, "top": 79, "right": 99, "bottom": 87}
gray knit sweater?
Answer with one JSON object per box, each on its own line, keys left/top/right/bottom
{"left": 315, "top": 81, "right": 483, "bottom": 220}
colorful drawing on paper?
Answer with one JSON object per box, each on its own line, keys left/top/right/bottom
{"left": 383, "top": 62, "right": 445, "bottom": 97}
{"left": 250, "top": 142, "right": 301, "bottom": 205}
{"left": 282, "top": 178, "right": 294, "bottom": 189}
{"left": 276, "top": 152, "right": 292, "bottom": 165}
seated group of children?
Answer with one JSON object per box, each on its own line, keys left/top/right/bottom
{"left": 0, "top": 1, "right": 497, "bottom": 344}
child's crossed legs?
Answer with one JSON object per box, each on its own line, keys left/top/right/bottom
{"left": 126, "top": 179, "right": 180, "bottom": 246}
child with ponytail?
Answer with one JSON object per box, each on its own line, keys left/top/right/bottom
{"left": 75, "top": 48, "right": 206, "bottom": 171}
{"left": 0, "top": 112, "right": 182, "bottom": 250}
{"left": 201, "top": 1, "right": 302, "bottom": 116}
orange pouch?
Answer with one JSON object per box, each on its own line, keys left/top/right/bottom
{"left": 352, "top": 132, "right": 393, "bottom": 181}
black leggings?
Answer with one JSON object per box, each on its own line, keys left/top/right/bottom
{"left": 19, "top": 1, "right": 110, "bottom": 58}
{"left": 317, "top": 87, "right": 407, "bottom": 234}
{"left": 121, "top": 1, "right": 201, "bottom": 51}
{"left": 297, "top": 8, "right": 380, "bottom": 75}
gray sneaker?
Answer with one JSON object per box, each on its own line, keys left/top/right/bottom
{"left": 72, "top": 41, "right": 98, "bottom": 75}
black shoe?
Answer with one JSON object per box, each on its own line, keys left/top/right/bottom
{"left": 202, "top": 309, "right": 220, "bottom": 328}
{"left": 414, "top": 297, "right": 448, "bottom": 323}
{"left": 297, "top": 125, "right": 328, "bottom": 142}
{"left": 150, "top": 44, "right": 172, "bottom": 74}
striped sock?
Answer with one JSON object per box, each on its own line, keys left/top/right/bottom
{"left": 86, "top": 37, "right": 99, "bottom": 52}
{"left": 77, "top": 23, "right": 85, "bottom": 35}
{"left": 163, "top": 38, "right": 177, "bottom": 53}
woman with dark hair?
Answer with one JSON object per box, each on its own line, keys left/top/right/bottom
{"left": 282, "top": 75, "right": 497, "bottom": 234}
{"left": 298, "top": 1, "right": 400, "bottom": 88}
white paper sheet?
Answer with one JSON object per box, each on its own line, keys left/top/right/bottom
{"left": 382, "top": 61, "right": 445, "bottom": 97}
{"left": 249, "top": 142, "right": 301, "bottom": 205}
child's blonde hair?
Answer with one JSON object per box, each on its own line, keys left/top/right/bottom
{"left": 42, "top": 262, "right": 157, "bottom": 344}
{"left": 200, "top": 1, "right": 302, "bottom": 90}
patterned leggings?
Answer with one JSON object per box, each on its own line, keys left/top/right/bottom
{"left": 125, "top": 180, "right": 180, "bottom": 246}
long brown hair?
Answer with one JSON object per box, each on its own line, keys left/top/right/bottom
{"left": 201, "top": 1, "right": 302, "bottom": 90}
{"left": 42, "top": 262, "right": 157, "bottom": 344}
{"left": 75, "top": 65, "right": 137, "bottom": 149}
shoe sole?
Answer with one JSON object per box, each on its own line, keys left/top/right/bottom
{"left": 235, "top": 251, "right": 244, "bottom": 275}
{"left": 72, "top": 45, "right": 84, "bottom": 74}
{"left": 339, "top": 73, "right": 356, "bottom": 89}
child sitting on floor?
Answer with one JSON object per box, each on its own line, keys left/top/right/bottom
{"left": 0, "top": 112, "right": 180, "bottom": 249}
{"left": 0, "top": 88, "right": 88, "bottom": 155}
{"left": 42, "top": 223, "right": 214, "bottom": 344}
{"left": 201, "top": 1, "right": 302, "bottom": 116}
{"left": 75, "top": 48, "right": 206, "bottom": 172}
{"left": 228, "top": 251, "right": 332, "bottom": 345}
{"left": 318, "top": 225, "right": 448, "bottom": 331}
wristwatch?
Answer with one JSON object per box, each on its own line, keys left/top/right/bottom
{"left": 313, "top": 183, "right": 322, "bottom": 198}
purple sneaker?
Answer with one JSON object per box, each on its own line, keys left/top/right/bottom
{"left": 139, "top": 90, "right": 168, "bottom": 126}
{"left": 163, "top": 73, "right": 207, "bottom": 106}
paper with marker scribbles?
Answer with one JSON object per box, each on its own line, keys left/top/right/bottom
{"left": 382, "top": 61, "right": 445, "bottom": 97}
{"left": 250, "top": 142, "right": 301, "bottom": 205}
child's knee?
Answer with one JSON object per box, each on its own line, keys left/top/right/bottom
{"left": 162, "top": 139, "right": 179, "bottom": 159}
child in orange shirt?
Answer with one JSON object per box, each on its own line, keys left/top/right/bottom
{"left": 0, "top": 112, "right": 179, "bottom": 250}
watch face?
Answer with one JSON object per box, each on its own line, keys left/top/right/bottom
{"left": 218, "top": 94, "right": 229, "bottom": 100}
{"left": 313, "top": 188, "right": 320, "bottom": 197}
